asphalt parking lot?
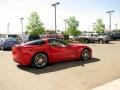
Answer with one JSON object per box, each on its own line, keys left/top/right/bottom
{"left": 0, "top": 41, "right": 120, "bottom": 90}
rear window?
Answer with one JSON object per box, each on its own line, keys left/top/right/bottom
{"left": 22, "top": 40, "right": 45, "bottom": 45}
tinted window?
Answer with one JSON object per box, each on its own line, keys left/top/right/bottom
{"left": 91, "top": 34, "right": 94, "bottom": 36}
{"left": 22, "top": 40, "right": 45, "bottom": 45}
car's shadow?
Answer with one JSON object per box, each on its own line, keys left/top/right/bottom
{"left": 17, "top": 57, "right": 100, "bottom": 75}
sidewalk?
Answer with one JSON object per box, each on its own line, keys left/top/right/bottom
{"left": 92, "top": 79, "right": 120, "bottom": 90}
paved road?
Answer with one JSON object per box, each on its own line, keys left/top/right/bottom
{"left": 0, "top": 41, "right": 120, "bottom": 90}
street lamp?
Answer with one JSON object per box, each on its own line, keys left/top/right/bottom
{"left": 64, "top": 19, "right": 67, "bottom": 31}
{"left": 7, "top": 23, "right": 10, "bottom": 34}
{"left": 51, "top": 2, "right": 60, "bottom": 34}
{"left": 106, "top": 10, "right": 114, "bottom": 31}
{"left": 115, "top": 23, "right": 118, "bottom": 31}
{"left": 20, "top": 18, "right": 24, "bottom": 37}
{"left": 93, "top": 22, "right": 96, "bottom": 31}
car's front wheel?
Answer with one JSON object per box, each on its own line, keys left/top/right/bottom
{"left": 105, "top": 41, "right": 109, "bottom": 43}
{"left": 32, "top": 53, "right": 48, "bottom": 68}
{"left": 81, "top": 49, "right": 91, "bottom": 61}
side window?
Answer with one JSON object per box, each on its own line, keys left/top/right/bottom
{"left": 49, "top": 39, "right": 58, "bottom": 46}
{"left": 57, "top": 40, "right": 67, "bottom": 47}
{"left": 91, "top": 34, "right": 94, "bottom": 36}
{"left": 94, "top": 34, "right": 98, "bottom": 37}
{"left": 49, "top": 39, "right": 67, "bottom": 47}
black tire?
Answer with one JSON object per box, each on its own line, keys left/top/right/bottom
{"left": 105, "top": 41, "right": 109, "bottom": 43}
{"left": 32, "top": 53, "right": 48, "bottom": 68}
{"left": 84, "top": 39, "right": 89, "bottom": 43}
{"left": 99, "top": 39, "right": 103, "bottom": 44}
{"left": 81, "top": 49, "right": 91, "bottom": 61}
{"left": 113, "top": 38, "right": 116, "bottom": 40}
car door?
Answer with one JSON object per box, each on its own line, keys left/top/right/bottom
{"left": 49, "top": 39, "right": 76, "bottom": 62}
{"left": 90, "top": 34, "right": 99, "bottom": 42}
{"left": 94, "top": 34, "right": 99, "bottom": 41}
{"left": 89, "top": 34, "right": 95, "bottom": 42}
{"left": 64, "top": 44, "right": 77, "bottom": 60}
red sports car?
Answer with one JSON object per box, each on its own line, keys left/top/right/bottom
{"left": 12, "top": 38, "right": 92, "bottom": 68}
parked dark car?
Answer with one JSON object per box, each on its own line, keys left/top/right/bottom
{"left": 103, "top": 32, "right": 120, "bottom": 40}
{"left": 113, "top": 32, "right": 120, "bottom": 40}
{"left": 0, "top": 37, "right": 19, "bottom": 50}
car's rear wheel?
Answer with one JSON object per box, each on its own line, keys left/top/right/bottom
{"left": 81, "top": 49, "right": 91, "bottom": 61}
{"left": 32, "top": 53, "right": 48, "bottom": 68}
{"left": 84, "top": 39, "right": 89, "bottom": 43}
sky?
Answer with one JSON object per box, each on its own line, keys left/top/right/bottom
{"left": 0, "top": 0, "right": 120, "bottom": 34}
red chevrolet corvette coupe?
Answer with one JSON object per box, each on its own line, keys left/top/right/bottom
{"left": 12, "top": 38, "right": 92, "bottom": 68}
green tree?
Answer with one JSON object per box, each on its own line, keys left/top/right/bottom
{"left": 65, "top": 16, "right": 80, "bottom": 36}
{"left": 94, "top": 19, "right": 105, "bottom": 34}
{"left": 26, "top": 11, "right": 45, "bottom": 35}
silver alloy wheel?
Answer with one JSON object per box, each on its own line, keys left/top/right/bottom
{"left": 81, "top": 49, "right": 90, "bottom": 61}
{"left": 34, "top": 53, "right": 47, "bottom": 68}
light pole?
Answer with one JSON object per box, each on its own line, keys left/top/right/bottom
{"left": 20, "top": 18, "right": 24, "bottom": 37}
{"left": 106, "top": 10, "right": 114, "bottom": 31}
{"left": 93, "top": 22, "right": 96, "bottom": 31}
{"left": 51, "top": 2, "right": 60, "bottom": 34}
{"left": 115, "top": 23, "right": 118, "bottom": 31}
{"left": 64, "top": 19, "right": 67, "bottom": 31}
{"left": 7, "top": 23, "right": 10, "bottom": 34}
